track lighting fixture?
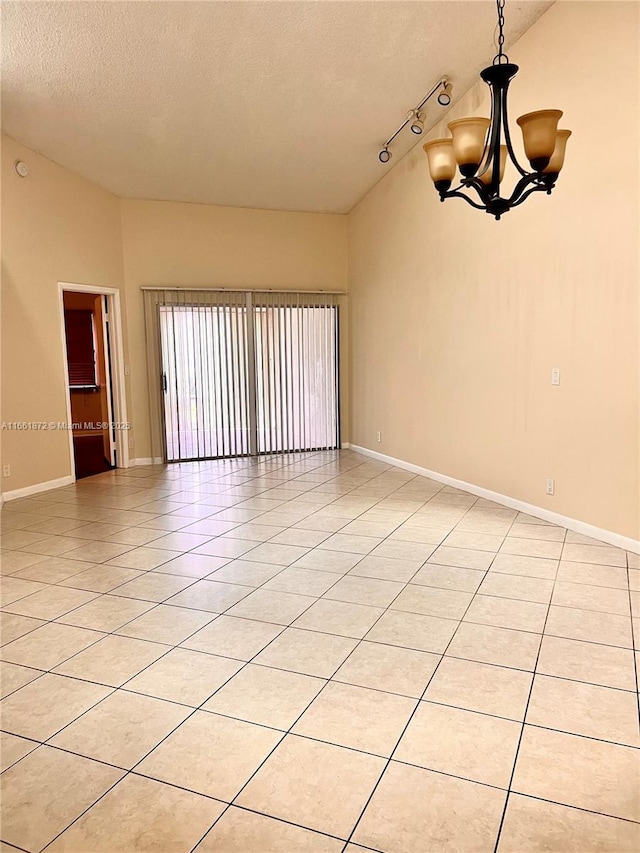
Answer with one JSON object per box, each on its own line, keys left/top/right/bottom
{"left": 409, "top": 111, "right": 426, "bottom": 135}
{"left": 377, "top": 76, "right": 451, "bottom": 164}
{"left": 437, "top": 79, "right": 453, "bottom": 106}
{"left": 422, "top": 0, "right": 571, "bottom": 219}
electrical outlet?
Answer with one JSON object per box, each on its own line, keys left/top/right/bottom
{"left": 551, "top": 368, "right": 561, "bottom": 386}
{"left": 376, "top": 431, "right": 381, "bottom": 443}
{"left": 128, "top": 437, "right": 134, "bottom": 449}
{"left": 546, "top": 478, "right": 555, "bottom": 496}
{"left": 2, "top": 465, "right": 11, "bottom": 478}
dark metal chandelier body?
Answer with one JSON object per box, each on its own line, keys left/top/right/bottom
{"left": 423, "top": 0, "right": 571, "bottom": 220}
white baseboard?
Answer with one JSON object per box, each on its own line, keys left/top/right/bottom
{"left": 130, "top": 457, "right": 164, "bottom": 466}
{"left": 1, "top": 475, "right": 75, "bottom": 503}
{"left": 345, "top": 443, "right": 640, "bottom": 555}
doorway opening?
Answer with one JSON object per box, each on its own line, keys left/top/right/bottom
{"left": 59, "top": 283, "right": 129, "bottom": 480}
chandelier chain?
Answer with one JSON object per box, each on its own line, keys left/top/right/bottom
{"left": 494, "top": 0, "right": 508, "bottom": 64}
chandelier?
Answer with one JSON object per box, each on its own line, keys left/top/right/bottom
{"left": 423, "top": 0, "right": 571, "bottom": 220}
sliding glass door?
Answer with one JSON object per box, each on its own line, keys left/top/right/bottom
{"left": 149, "top": 290, "right": 340, "bottom": 462}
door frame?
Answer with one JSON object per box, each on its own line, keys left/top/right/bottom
{"left": 57, "top": 281, "right": 130, "bottom": 480}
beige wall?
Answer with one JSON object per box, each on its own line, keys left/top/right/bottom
{"left": 0, "top": 135, "right": 127, "bottom": 493}
{"left": 348, "top": 1, "right": 639, "bottom": 539}
{"left": 120, "top": 199, "right": 348, "bottom": 460}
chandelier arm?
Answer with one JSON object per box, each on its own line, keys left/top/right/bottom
{"left": 508, "top": 184, "right": 551, "bottom": 209}
{"left": 476, "top": 83, "right": 497, "bottom": 181}
{"left": 439, "top": 189, "right": 488, "bottom": 211}
{"left": 501, "top": 82, "right": 529, "bottom": 177}
{"left": 507, "top": 172, "right": 545, "bottom": 206}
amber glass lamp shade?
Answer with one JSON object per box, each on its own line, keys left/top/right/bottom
{"left": 543, "top": 129, "right": 572, "bottom": 174}
{"left": 423, "top": 138, "right": 456, "bottom": 190}
{"left": 447, "top": 117, "right": 490, "bottom": 176}
{"left": 516, "top": 109, "right": 563, "bottom": 171}
{"left": 478, "top": 145, "right": 507, "bottom": 186}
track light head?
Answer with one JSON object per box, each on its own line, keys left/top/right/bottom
{"left": 410, "top": 111, "right": 426, "bottom": 135}
{"left": 378, "top": 147, "right": 392, "bottom": 164}
{"left": 438, "top": 80, "right": 453, "bottom": 107}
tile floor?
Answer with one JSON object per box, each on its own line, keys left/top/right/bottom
{"left": 0, "top": 449, "right": 639, "bottom": 852}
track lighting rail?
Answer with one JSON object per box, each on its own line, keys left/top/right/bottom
{"left": 378, "top": 76, "right": 452, "bottom": 163}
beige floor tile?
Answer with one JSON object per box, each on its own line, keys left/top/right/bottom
{"left": 293, "top": 550, "right": 361, "bottom": 574}
{"left": 427, "top": 546, "right": 494, "bottom": 570}
{"left": 0, "top": 612, "right": 44, "bottom": 645}
{"left": 2, "top": 585, "right": 98, "bottom": 621}
{"left": 0, "top": 745, "right": 123, "bottom": 852}
{"left": 47, "top": 773, "right": 225, "bottom": 853}
{"left": 365, "top": 609, "right": 458, "bottom": 653}
{"left": 60, "top": 564, "right": 146, "bottom": 593}
{"left": 207, "top": 559, "right": 282, "bottom": 586}
{"left": 512, "top": 726, "right": 640, "bottom": 821}
{"left": 0, "top": 732, "right": 38, "bottom": 772}
{"left": 497, "top": 792, "right": 640, "bottom": 852}
{"left": 105, "top": 546, "right": 174, "bottom": 570}
{"left": 167, "top": 579, "right": 253, "bottom": 613}
{"left": 545, "top": 605, "right": 633, "bottom": 648}
{"left": 203, "top": 663, "right": 325, "bottom": 729}
{"left": 556, "top": 560, "right": 628, "bottom": 589}
{"left": 254, "top": 627, "right": 358, "bottom": 677}
{"left": 446, "top": 622, "right": 541, "bottom": 670}
{"left": 552, "top": 581, "right": 630, "bottom": 616}
{"left": 500, "top": 538, "right": 563, "bottom": 559}
{"left": 353, "top": 760, "right": 506, "bottom": 853}
{"left": 293, "top": 681, "right": 416, "bottom": 757}
{"left": 102, "top": 526, "right": 166, "bottom": 546}
{"left": 347, "top": 554, "right": 420, "bottom": 582}
{"left": 489, "top": 553, "right": 558, "bottom": 580}
{"left": 333, "top": 641, "right": 440, "bottom": 698}
{"left": 537, "top": 635, "right": 637, "bottom": 690}
{"left": 23, "top": 517, "right": 85, "bottom": 536}
{"left": 54, "top": 634, "right": 170, "bottom": 687}
{"left": 195, "top": 806, "right": 343, "bottom": 853}
{"left": 193, "top": 538, "right": 257, "bottom": 559}
{"left": 0, "top": 661, "right": 43, "bottom": 698}
{"left": 390, "top": 584, "right": 473, "bottom": 620}
{"left": 527, "top": 674, "right": 640, "bottom": 746}
{"left": 1, "top": 530, "right": 49, "bottom": 549}
{"left": 243, "top": 542, "right": 310, "bottom": 565}
{"left": 19, "top": 535, "right": 90, "bottom": 557}
{"left": 50, "top": 689, "right": 191, "bottom": 768}
{"left": 322, "top": 575, "right": 404, "bottom": 608}
{"left": 181, "top": 615, "right": 282, "bottom": 660}
{"left": 125, "top": 647, "right": 242, "bottom": 705}
{"left": 56, "top": 594, "right": 155, "bottom": 632}
{"left": 443, "top": 530, "right": 505, "bottom": 551}
{"left": 154, "top": 552, "right": 229, "bottom": 578}
{"left": 464, "top": 595, "right": 547, "bottom": 633}
{"left": 147, "top": 531, "right": 214, "bottom": 551}
{"left": 64, "top": 541, "right": 134, "bottom": 563}
{"left": 0, "top": 622, "right": 104, "bottom": 669}
{"left": 264, "top": 567, "right": 339, "bottom": 596}
{"left": 478, "top": 573, "right": 554, "bottom": 604}
{"left": 137, "top": 710, "right": 282, "bottom": 800}
{"left": 627, "top": 552, "right": 640, "bottom": 569}
{"left": 115, "top": 603, "right": 214, "bottom": 644}
{"left": 270, "top": 528, "right": 332, "bottom": 548}
{"left": 293, "top": 598, "right": 384, "bottom": 639}
{"left": 425, "top": 657, "right": 533, "bottom": 721}
{"left": 318, "top": 534, "right": 382, "bottom": 556}
{"left": 0, "top": 576, "right": 48, "bottom": 606}
{"left": 411, "top": 563, "right": 484, "bottom": 593}
{"left": 0, "top": 672, "right": 111, "bottom": 740}
{"left": 395, "top": 701, "right": 520, "bottom": 787}
{"left": 236, "top": 734, "right": 385, "bottom": 838}
{"left": 562, "top": 543, "right": 627, "bottom": 567}
{"left": 11, "top": 557, "right": 89, "bottom": 584}
{"left": 225, "top": 588, "right": 316, "bottom": 625}
{"left": 114, "top": 571, "right": 196, "bottom": 602}
{"left": 507, "top": 523, "right": 566, "bottom": 541}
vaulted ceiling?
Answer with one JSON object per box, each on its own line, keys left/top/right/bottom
{"left": 1, "top": 1, "right": 552, "bottom": 213}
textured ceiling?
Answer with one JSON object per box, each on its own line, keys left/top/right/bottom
{"left": 1, "top": 1, "right": 552, "bottom": 213}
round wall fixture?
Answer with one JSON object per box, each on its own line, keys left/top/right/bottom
{"left": 15, "top": 161, "right": 29, "bottom": 177}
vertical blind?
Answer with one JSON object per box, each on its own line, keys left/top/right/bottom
{"left": 143, "top": 289, "right": 341, "bottom": 462}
